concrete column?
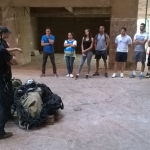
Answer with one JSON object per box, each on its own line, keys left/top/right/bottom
{"left": 109, "top": 0, "right": 138, "bottom": 69}
{"left": 1, "top": 6, "right": 31, "bottom": 65}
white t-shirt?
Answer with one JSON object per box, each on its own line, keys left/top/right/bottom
{"left": 64, "top": 39, "right": 77, "bottom": 46}
{"left": 115, "top": 34, "right": 132, "bottom": 52}
{"left": 134, "top": 32, "right": 148, "bottom": 52}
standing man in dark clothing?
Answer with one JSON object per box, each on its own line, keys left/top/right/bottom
{"left": 0, "top": 27, "right": 19, "bottom": 140}
{"left": 41, "top": 27, "right": 58, "bottom": 77}
{"left": 0, "top": 27, "right": 22, "bottom": 80}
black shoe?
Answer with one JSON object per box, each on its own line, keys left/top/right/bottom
{"left": 75, "top": 75, "right": 79, "bottom": 80}
{"left": 0, "top": 132, "right": 13, "bottom": 140}
{"left": 104, "top": 73, "right": 108, "bottom": 78}
{"left": 93, "top": 72, "right": 99, "bottom": 76}
{"left": 85, "top": 75, "right": 89, "bottom": 79}
{"left": 145, "top": 73, "right": 150, "bottom": 78}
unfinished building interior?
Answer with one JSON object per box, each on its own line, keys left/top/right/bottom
{"left": 0, "top": 0, "right": 139, "bottom": 68}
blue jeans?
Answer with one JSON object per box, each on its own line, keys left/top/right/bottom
{"left": 65, "top": 56, "right": 75, "bottom": 74}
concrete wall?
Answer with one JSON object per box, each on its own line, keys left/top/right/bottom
{"left": 30, "top": 17, "right": 38, "bottom": 50}
{"left": 109, "top": 0, "right": 138, "bottom": 69}
{"left": 0, "top": 7, "right": 31, "bottom": 65}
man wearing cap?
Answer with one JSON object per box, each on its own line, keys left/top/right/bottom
{"left": 0, "top": 27, "right": 19, "bottom": 139}
{"left": 0, "top": 26, "right": 22, "bottom": 53}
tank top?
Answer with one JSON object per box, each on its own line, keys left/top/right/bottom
{"left": 83, "top": 37, "right": 92, "bottom": 50}
{"left": 96, "top": 34, "right": 106, "bottom": 51}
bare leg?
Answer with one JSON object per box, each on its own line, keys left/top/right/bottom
{"left": 121, "top": 62, "right": 125, "bottom": 73}
{"left": 141, "top": 62, "right": 145, "bottom": 72}
{"left": 114, "top": 62, "right": 118, "bottom": 73}
{"left": 104, "top": 60, "right": 107, "bottom": 73}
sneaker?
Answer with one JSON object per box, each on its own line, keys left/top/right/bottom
{"left": 75, "top": 75, "right": 79, "bottom": 80}
{"left": 129, "top": 74, "right": 136, "bottom": 78}
{"left": 120, "top": 73, "right": 124, "bottom": 78}
{"left": 66, "top": 74, "right": 70, "bottom": 77}
{"left": 70, "top": 74, "right": 74, "bottom": 78}
{"left": 145, "top": 73, "right": 150, "bottom": 78}
{"left": 112, "top": 73, "right": 117, "bottom": 78}
{"left": 40, "top": 74, "right": 45, "bottom": 77}
{"left": 93, "top": 72, "right": 99, "bottom": 76}
{"left": 85, "top": 75, "right": 89, "bottom": 79}
{"left": 104, "top": 73, "right": 108, "bottom": 78}
{"left": 54, "top": 74, "right": 58, "bottom": 77}
{"left": 139, "top": 74, "right": 144, "bottom": 79}
{"left": 0, "top": 132, "right": 13, "bottom": 140}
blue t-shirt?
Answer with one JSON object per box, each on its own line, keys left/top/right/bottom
{"left": 41, "top": 35, "right": 55, "bottom": 53}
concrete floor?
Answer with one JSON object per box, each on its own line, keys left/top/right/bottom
{"left": 0, "top": 54, "right": 150, "bottom": 150}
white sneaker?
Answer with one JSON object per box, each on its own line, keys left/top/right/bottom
{"left": 70, "top": 74, "right": 74, "bottom": 78}
{"left": 66, "top": 74, "right": 70, "bottom": 77}
{"left": 112, "top": 73, "right": 117, "bottom": 78}
{"left": 120, "top": 73, "right": 124, "bottom": 78}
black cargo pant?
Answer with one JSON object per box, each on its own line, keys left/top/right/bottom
{"left": 42, "top": 52, "right": 57, "bottom": 74}
{"left": 0, "top": 79, "right": 13, "bottom": 136}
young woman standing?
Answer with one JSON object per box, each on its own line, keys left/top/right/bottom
{"left": 64, "top": 32, "right": 77, "bottom": 78}
{"left": 75, "top": 29, "right": 94, "bottom": 79}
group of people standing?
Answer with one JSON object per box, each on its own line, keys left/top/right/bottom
{"left": 41, "top": 23, "right": 150, "bottom": 79}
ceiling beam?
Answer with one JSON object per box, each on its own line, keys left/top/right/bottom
{"left": 64, "top": 7, "right": 73, "bottom": 13}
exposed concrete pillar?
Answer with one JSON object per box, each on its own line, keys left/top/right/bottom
{"left": 1, "top": 6, "right": 31, "bottom": 65}
{"left": 109, "top": 0, "right": 138, "bottom": 69}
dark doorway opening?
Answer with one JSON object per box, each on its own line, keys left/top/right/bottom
{"left": 37, "top": 17, "right": 110, "bottom": 54}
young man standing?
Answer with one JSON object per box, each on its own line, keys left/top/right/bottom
{"left": 130, "top": 23, "right": 148, "bottom": 79}
{"left": 145, "top": 40, "right": 150, "bottom": 78}
{"left": 0, "top": 27, "right": 19, "bottom": 139}
{"left": 112, "top": 27, "right": 132, "bottom": 78}
{"left": 93, "top": 26, "right": 109, "bottom": 78}
{"left": 41, "top": 27, "right": 57, "bottom": 77}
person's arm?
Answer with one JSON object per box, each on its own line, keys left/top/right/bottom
{"left": 48, "top": 36, "right": 55, "bottom": 45}
{"left": 7, "top": 48, "right": 22, "bottom": 53}
{"left": 10, "top": 56, "right": 18, "bottom": 66}
{"left": 81, "top": 37, "right": 84, "bottom": 52}
{"left": 41, "top": 36, "right": 50, "bottom": 46}
{"left": 84, "top": 38, "right": 94, "bottom": 52}
{"left": 136, "top": 39, "right": 147, "bottom": 45}
{"left": 115, "top": 36, "right": 118, "bottom": 50}
{"left": 70, "top": 40, "right": 77, "bottom": 48}
{"left": 128, "top": 37, "right": 132, "bottom": 48}
{"left": 148, "top": 40, "right": 150, "bottom": 47}
{"left": 64, "top": 40, "right": 71, "bottom": 47}
{"left": 2, "top": 48, "right": 18, "bottom": 66}
{"left": 106, "top": 34, "right": 110, "bottom": 50}
{"left": 94, "top": 35, "right": 97, "bottom": 50}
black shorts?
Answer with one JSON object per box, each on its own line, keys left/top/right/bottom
{"left": 147, "top": 54, "right": 150, "bottom": 66}
{"left": 115, "top": 52, "right": 127, "bottom": 62}
{"left": 95, "top": 50, "right": 107, "bottom": 60}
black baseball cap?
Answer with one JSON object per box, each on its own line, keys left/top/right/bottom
{"left": 0, "top": 26, "right": 11, "bottom": 33}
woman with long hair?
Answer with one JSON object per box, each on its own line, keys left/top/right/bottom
{"left": 64, "top": 32, "right": 77, "bottom": 78}
{"left": 75, "top": 29, "right": 94, "bottom": 79}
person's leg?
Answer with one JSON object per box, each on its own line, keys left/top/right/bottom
{"left": 0, "top": 85, "right": 13, "bottom": 138}
{"left": 86, "top": 51, "right": 93, "bottom": 74}
{"left": 140, "top": 52, "right": 146, "bottom": 75}
{"left": 70, "top": 57, "right": 75, "bottom": 75}
{"left": 49, "top": 53, "right": 57, "bottom": 75}
{"left": 42, "top": 52, "right": 48, "bottom": 76}
{"left": 102, "top": 51, "right": 108, "bottom": 77}
{"left": 78, "top": 55, "right": 86, "bottom": 75}
{"left": 131, "top": 51, "right": 139, "bottom": 77}
{"left": 112, "top": 52, "right": 119, "bottom": 78}
{"left": 146, "top": 54, "right": 150, "bottom": 78}
{"left": 65, "top": 56, "right": 71, "bottom": 75}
